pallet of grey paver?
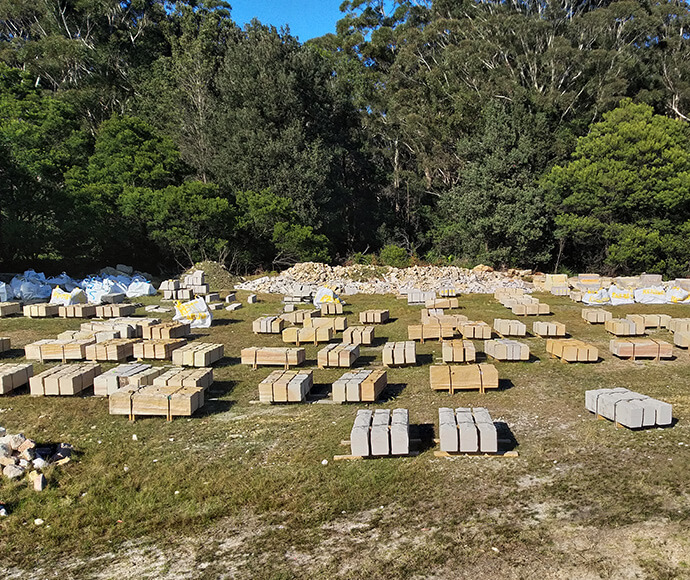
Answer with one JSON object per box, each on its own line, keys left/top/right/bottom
{"left": 332, "top": 369, "right": 387, "bottom": 403}
{"left": 626, "top": 314, "right": 671, "bottom": 330}
{"left": 58, "top": 304, "right": 97, "bottom": 318}
{"left": 23, "top": 303, "right": 59, "bottom": 318}
{"left": 408, "top": 322, "right": 455, "bottom": 342}
{"left": 359, "top": 309, "right": 389, "bottom": 324}
{"left": 110, "top": 384, "right": 204, "bottom": 420}
{"left": 581, "top": 308, "right": 612, "bottom": 324}
{"left": 485, "top": 339, "right": 529, "bottom": 361}
{"left": 425, "top": 298, "right": 459, "bottom": 309}
{"left": 442, "top": 340, "right": 476, "bottom": 363}
{"left": 460, "top": 321, "right": 492, "bottom": 339}
{"left": 382, "top": 341, "right": 416, "bottom": 367}
{"left": 436, "top": 407, "right": 501, "bottom": 454}
{"left": 320, "top": 302, "right": 343, "bottom": 315}
{"left": 29, "top": 363, "right": 101, "bottom": 396}
{"left": 342, "top": 408, "right": 410, "bottom": 459}
{"left": 0, "top": 363, "right": 33, "bottom": 394}
{"left": 258, "top": 369, "right": 313, "bottom": 403}
{"left": 133, "top": 338, "right": 187, "bottom": 360}
{"left": 304, "top": 316, "right": 348, "bottom": 332}
{"left": 342, "top": 326, "right": 375, "bottom": 346}
{"left": 93, "top": 363, "right": 163, "bottom": 396}
{"left": 241, "top": 346, "right": 306, "bottom": 369}
{"left": 252, "top": 316, "right": 286, "bottom": 334}
{"left": 317, "top": 343, "right": 360, "bottom": 368}
{"left": 172, "top": 343, "right": 224, "bottom": 367}
{"left": 0, "top": 302, "right": 21, "bottom": 317}
{"left": 282, "top": 326, "right": 333, "bottom": 345}
{"left": 407, "top": 290, "right": 435, "bottom": 305}
{"left": 142, "top": 321, "right": 190, "bottom": 340}
{"left": 585, "top": 387, "right": 672, "bottom": 429}
{"left": 280, "top": 309, "right": 320, "bottom": 325}
{"left": 430, "top": 364, "right": 499, "bottom": 394}
{"left": 493, "top": 319, "right": 526, "bottom": 337}
{"left": 533, "top": 321, "right": 566, "bottom": 338}
{"left": 85, "top": 338, "right": 140, "bottom": 362}
{"left": 0, "top": 337, "right": 9, "bottom": 354}
{"left": 605, "top": 318, "right": 645, "bottom": 336}
{"left": 609, "top": 338, "right": 673, "bottom": 360}
{"left": 25, "top": 338, "right": 95, "bottom": 362}
{"left": 95, "top": 304, "right": 136, "bottom": 318}
{"left": 153, "top": 366, "right": 213, "bottom": 390}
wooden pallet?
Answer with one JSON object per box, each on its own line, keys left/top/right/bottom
{"left": 609, "top": 338, "right": 673, "bottom": 360}
{"left": 408, "top": 322, "right": 455, "bottom": 343}
{"left": 110, "top": 384, "right": 205, "bottom": 421}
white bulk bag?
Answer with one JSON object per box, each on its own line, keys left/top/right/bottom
{"left": 313, "top": 286, "right": 342, "bottom": 307}
{"left": 608, "top": 285, "right": 634, "bottom": 306}
{"left": 634, "top": 286, "right": 666, "bottom": 304}
{"left": 173, "top": 297, "right": 212, "bottom": 328}
{"left": 665, "top": 286, "right": 690, "bottom": 304}
{"left": 582, "top": 288, "right": 610, "bottom": 305}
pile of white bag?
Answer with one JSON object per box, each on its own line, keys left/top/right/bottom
{"left": 582, "top": 285, "right": 690, "bottom": 306}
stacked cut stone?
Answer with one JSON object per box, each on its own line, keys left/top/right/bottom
{"left": 241, "top": 347, "right": 306, "bottom": 369}
{"left": 258, "top": 370, "right": 313, "bottom": 403}
{"left": 332, "top": 369, "right": 387, "bottom": 403}
{"left": 382, "top": 341, "right": 416, "bottom": 366}
{"left": 30, "top": 363, "right": 102, "bottom": 396}
{"left": 438, "top": 407, "right": 498, "bottom": 453}
{"left": 0, "top": 302, "right": 21, "bottom": 317}
{"left": 485, "top": 339, "right": 529, "bottom": 361}
{"left": 0, "top": 363, "right": 33, "bottom": 394}
{"left": 493, "top": 319, "right": 527, "bottom": 337}
{"left": 94, "top": 363, "right": 165, "bottom": 396}
{"left": 585, "top": 388, "right": 672, "bottom": 429}
{"left": 350, "top": 409, "right": 410, "bottom": 457}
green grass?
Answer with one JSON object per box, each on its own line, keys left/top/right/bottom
{"left": 1, "top": 292, "right": 690, "bottom": 578}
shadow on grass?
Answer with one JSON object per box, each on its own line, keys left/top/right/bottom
{"left": 369, "top": 337, "right": 389, "bottom": 347}
{"left": 410, "top": 423, "right": 436, "bottom": 453}
{"left": 206, "top": 379, "right": 237, "bottom": 398}
{"left": 0, "top": 348, "right": 26, "bottom": 360}
{"left": 354, "top": 355, "right": 377, "bottom": 367}
{"left": 494, "top": 421, "right": 519, "bottom": 452}
{"left": 308, "top": 382, "right": 332, "bottom": 401}
{"left": 378, "top": 383, "right": 406, "bottom": 401}
{"left": 498, "top": 378, "right": 515, "bottom": 392}
{"left": 214, "top": 356, "right": 241, "bottom": 368}
{"left": 416, "top": 353, "right": 434, "bottom": 366}
{"left": 210, "top": 318, "right": 241, "bottom": 326}
{"left": 195, "top": 398, "right": 236, "bottom": 417}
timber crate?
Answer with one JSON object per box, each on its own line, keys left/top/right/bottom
{"left": 29, "top": 363, "right": 101, "bottom": 396}
{"left": 133, "top": 338, "right": 187, "bottom": 360}
{"left": 493, "top": 319, "right": 526, "bottom": 337}
{"left": 25, "top": 338, "right": 95, "bottom": 362}
{"left": 0, "top": 363, "right": 33, "bottom": 395}
{"left": 533, "top": 321, "right": 566, "bottom": 338}
{"left": 252, "top": 316, "right": 286, "bottom": 334}
{"left": 110, "top": 384, "right": 204, "bottom": 420}
{"left": 23, "top": 303, "right": 59, "bottom": 318}
{"left": 332, "top": 369, "right": 387, "bottom": 403}
{"left": 0, "top": 337, "right": 9, "bottom": 354}
{"left": 626, "top": 314, "right": 671, "bottom": 330}
{"left": 142, "top": 322, "right": 190, "bottom": 340}
{"left": 485, "top": 339, "right": 529, "bottom": 362}
{"left": 320, "top": 303, "right": 343, "bottom": 315}
{"left": 442, "top": 340, "right": 476, "bottom": 363}
{"left": 282, "top": 326, "right": 333, "bottom": 345}
{"left": 408, "top": 322, "right": 455, "bottom": 342}
{"left": 172, "top": 343, "right": 224, "bottom": 367}
{"left": 668, "top": 318, "right": 690, "bottom": 333}
{"left": 382, "top": 341, "right": 416, "bottom": 367}
{"left": 241, "top": 346, "right": 306, "bottom": 369}
{"left": 347, "top": 409, "right": 410, "bottom": 458}
{"left": 280, "top": 309, "right": 320, "bottom": 325}
{"left": 342, "top": 326, "right": 375, "bottom": 346}
{"left": 85, "top": 338, "right": 140, "bottom": 362}
{"left": 153, "top": 367, "right": 213, "bottom": 390}
{"left": 317, "top": 344, "right": 360, "bottom": 368}
{"left": 0, "top": 302, "right": 21, "bottom": 317}
{"left": 425, "top": 298, "right": 459, "bottom": 309}
{"left": 304, "top": 316, "right": 348, "bottom": 332}
{"left": 258, "top": 369, "right": 313, "bottom": 403}
{"left": 95, "top": 304, "right": 136, "bottom": 318}
{"left": 58, "top": 304, "right": 97, "bottom": 318}
{"left": 438, "top": 407, "right": 498, "bottom": 454}
{"left": 546, "top": 339, "right": 598, "bottom": 363}
{"left": 610, "top": 338, "right": 673, "bottom": 360}
{"left": 581, "top": 308, "right": 612, "bottom": 324}
{"left": 359, "top": 309, "right": 389, "bottom": 324}
{"left": 93, "top": 363, "right": 164, "bottom": 396}
{"left": 430, "top": 364, "right": 499, "bottom": 394}
{"left": 605, "top": 318, "right": 645, "bottom": 336}
{"left": 460, "top": 321, "right": 492, "bottom": 339}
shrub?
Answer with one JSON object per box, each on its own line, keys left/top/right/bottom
{"left": 379, "top": 245, "right": 410, "bottom": 268}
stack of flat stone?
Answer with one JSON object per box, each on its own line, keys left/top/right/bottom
{"left": 85, "top": 338, "right": 140, "bottom": 362}
{"left": 407, "top": 322, "right": 455, "bottom": 342}
{"left": 172, "top": 343, "right": 224, "bottom": 366}
{"left": 485, "top": 339, "right": 529, "bottom": 361}
{"left": 23, "top": 303, "right": 59, "bottom": 318}
{"left": 425, "top": 298, "right": 459, "bottom": 309}
{"left": 507, "top": 296, "right": 550, "bottom": 316}
{"left": 605, "top": 318, "right": 645, "bottom": 336}
{"left": 533, "top": 321, "right": 566, "bottom": 337}
{"left": 258, "top": 370, "right": 313, "bottom": 403}
{"left": 304, "top": 316, "right": 348, "bottom": 332}
{"left": 546, "top": 339, "right": 598, "bottom": 362}
{"left": 159, "top": 279, "right": 190, "bottom": 300}
{"left": 317, "top": 344, "right": 360, "bottom": 368}
{"left": 181, "top": 270, "right": 210, "bottom": 296}
{"left": 142, "top": 322, "right": 190, "bottom": 340}
{"left": 252, "top": 316, "right": 286, "bottom": 334}
{"left": 382, "top": 341, "right": 416, "bottom": 366}
{"left": 29, "top": 363, "right": 101, "bottom": 396}
{"left": 442, "top": 340, "right": 476, "bottom": 363}
{"left": 25, "top": 338, "right": 95, "bottom": 362}
{"left": 0, "top": 363, "right": 33, "bottom": 394}
{"left": 282, "top": 285, "right": 313, "bottom": 304}
{"left": 241, "top": 347, "right": 306, "bottom": 369}
{"left": 581, "top": 308, "right": 612, "bottom": 324}
{"left": 350, "top": 409, "right": 410, "bottom": 457}
{"left": 320, "top": 303, "right": 343, "bottom": 315}
{"left": 421, "top": 311, "right": 468, "bottom": 330}
{"left": 438, "top": 407, "right": 498, "bottom": 453}
{"left": 359, "top": 309, "right": 389, "bottom": 324}
{"left": 332, "top": 369, "right": 387, "bottom": 403}
{"left": 95, "top": 304, "right": 136, "bottom": 318}
{"left": 668, "top": 318, "right": 690, "bottom": 333}
{"left": 407, "top": 290, "right": 436, "bottom": 305}
{"left": 609, "top": 338, "right": 673, "bottom": 360}
{"left": 109, "top": 384, "right": 205, "bottom": 419}
{"left": 585, "top": 388, "right": 672, "bottom": 429}
{"left": 93, "top": 363, "right": 165, "bottom": 396}
{"left": 132, "top": 338, "right": 187, "bottom": 360}
{"left": 280, "top": 309, "right": 320, "bottom": 324}
{"left": 342, "top": 326, "right": 375, "bottom": 345}
{"left": 430, "top": 364, "right": 499, "bottom": 393}
{"left": 460, "top": 321, "right": 492, "bottom": 339}
{"left": 282, "top": 326, "right": 333, "bottom": 345}
{"left": 0, "top": 302, "right": 21, "bottom": 317}
{"left": 493, "top": 319, "right": 526, "bottom": 337}
{"left": 626, "top": 314, "right": 671, "bottom": 330}
{"left": 58, "top": 304, "right": 97, "bottom": 318}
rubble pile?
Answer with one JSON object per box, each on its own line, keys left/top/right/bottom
{"left": 235, "top": 262, "right": 532, "bottom": 296}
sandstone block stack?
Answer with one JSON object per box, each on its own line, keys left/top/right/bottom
{"left": 332, "top": 369, "right": 387, "bottom": 403}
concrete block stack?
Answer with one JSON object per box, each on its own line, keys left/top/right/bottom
{"left": 58, "top": 304, "right": 97, "bottom": 318}
{"left": 172, "top": 343, "right": 224, "bottom": 367}
{"left": 159, "top": 279, "right": 192, "bottom": 301}
{"left": 382, "top": 341, "right": 416, "bottom": 367}
{"left": 133, "top": 338, "right": 187, "bottom": 360}
{"left": 241, "top": 346, "right": 306, "bottom": 369}
{"left": 438, "top": 407, "right": 498, "bottom": 453}
{"left": 317, "top": 344, "right": 360, "bottom": 368}
{"left": 258, "top": 370, "right": 313, "bottom": 403}
{"left": 485, "top": 339, "right": 529, "bottom": 361}
{"left": 304, "top": 316, "right": 347, "bottom": 332}
{"left": 425, "top": 298, "right": 459, "bottom": 309}
{"left": 342, "top": 326, "right": 375, "bottom": 346}
{"left": 93, "top": 363, "right": 165, "bottom": 396}
{"left": 460, "top": 321, "right": 492, "bottom": 339}
{"left": 546, "top": 339, "right": 598, "bottom": 362}
{"left": 332, "top": 369, "right": 387, "bottom": 402}
{"left": 582, "top": 308, "right": 612, "bottom": 324}
{"left": 181, "top": 270, "right": 210, "bottom": 296}
{"left": 95, "top": 304, "right": 136, "bottom": 318}
{"left": 0, "top": 302, "right": 21, "bottom": 317}
{"left": 0, "top": 363, "right": 33, "bottom": 394}
{"left": 252, "top": 316, "right": 286, "bottom": 334}
{"left": 25, "top": 338, "right": 95, "bottom": 362}
{"left": 359, "top": 309, "right": 389, "bottom": 324}
{"left": 585, "top": 388, "right": 672, "bottom": 428}
{"left": 23, "top": 304, "right": 59, "bottom": 318}
{"left": 282, "top": 285, "right": 313, "bottom": 305}
{"left": 142, "top": 322, "right": 190, "bottom": 340}
{"left": 533, "top": 321, "right": 566, "bottom": 337}
{"left": 609, "top": 338, "right": 673, "bottom": 360}
{"left": 350, "top": 409, "right": 409, "bottom": 457}
{"left": 407, "top": 322, "right": 455, "bottom": 342}
{"left": 605, "top": 318, "right": 645, "bottom": 336}
{"left": 320, "top": 303, "right": 343, "bottom": 315}
{"left": 430, "top": 364, "right": 499, "bottom": 394}
{"left": 85, "top": 338, "right": 140, "bottom": 362}
{"left": 407, "top": 290, "right": 436, "bottom": 305}
{"left": 282, "top": 326, "right": 333, "bottom": 345}
{"left": 442, "top": 340, "right": 476, "bottom": 363}
{"left": 29, "top": 363, "right": 101, "bottom": 396}
{"left": 493, "top": 319, "right": 527, "bottom": 337}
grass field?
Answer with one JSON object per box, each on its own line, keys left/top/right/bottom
{"left": 1, "top": 291, "right": 689, "bottom": 579}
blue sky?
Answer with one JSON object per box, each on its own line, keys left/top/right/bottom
{"left": 229, "top": 0, "right": 345, "bottom": 41}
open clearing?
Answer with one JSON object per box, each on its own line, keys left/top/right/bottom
{"left": 1, "top": 292, "right": 689, "bottom": 579}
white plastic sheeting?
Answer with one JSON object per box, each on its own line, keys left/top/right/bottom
{"left": 0, "top": 282, "right": 11, "bottom": 302}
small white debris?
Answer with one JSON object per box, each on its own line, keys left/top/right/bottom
{"left": 174, "top": 490, "right": 180, "bottom": 495}
{"left": 123, "top": 466, "right": 129, "bottom": 472}
{"left": 491, "top": 547, "right": 500, "bottom": 553}
{"left": 34, "top": 518, "right": 44, "bottom": 526}
{"left": 321, "top": 459, "right": 328, "bottom": 466}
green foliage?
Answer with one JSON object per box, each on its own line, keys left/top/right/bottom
{"left": 378, "top": 244, "right": 410, "bottom": 268}
{"left": 272, "top": 222, "right": 330, "bottom": 264}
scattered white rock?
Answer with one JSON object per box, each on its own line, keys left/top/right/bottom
{"left": 34, "top": 518, "right": 44, "bottom": 526}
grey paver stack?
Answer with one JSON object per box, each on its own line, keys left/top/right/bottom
{"left": 350, "top": 409, "right": 410, "bottom": 457}
{"left": 585, "top": 388, "right": 672, "bottom": 429}
{"left": 438, "top": 407, "right": 498, "bottom": 453}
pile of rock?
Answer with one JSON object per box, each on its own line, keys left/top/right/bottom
{"left": 0, "top": 427, "right": 72, "bottom": 490}
{"left": 235, "top": 262, "right": 532, "bottom": 296}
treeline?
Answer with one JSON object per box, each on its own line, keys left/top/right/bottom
{"left": 1, "top": 0, "right": 689, "bottom": 276}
